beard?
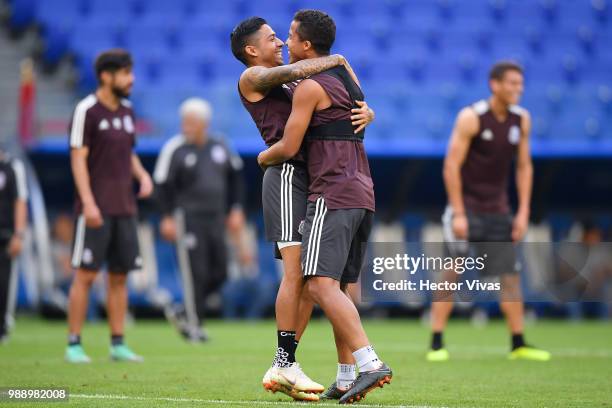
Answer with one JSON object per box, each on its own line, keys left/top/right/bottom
{"left": 111, "top": 85, "right": 130, "bottom": 99}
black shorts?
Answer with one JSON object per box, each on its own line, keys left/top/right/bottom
{"left": 71, "top": 215, "right": 142, "bottom": 273}
{"left": 262, "top": 162, "right": 308, "bottom": 259}
{"left": 442, "top": 206, "right": 518, "bottom": 276}
{"left": 301, "top": 197, "right": 373, "bottom": 284}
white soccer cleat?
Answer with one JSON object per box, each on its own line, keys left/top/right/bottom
{"left": 262, "top": 366, "right": 277, "bottom": 390}
{"left": 276, "top": 362, "right": 325, "bottom": 393}
{"left": 263, "top": 365, "right": 319, "bottom": 401}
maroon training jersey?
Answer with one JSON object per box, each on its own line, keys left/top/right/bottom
{"left": 461, "top": 99, "right": 525, "bottom": 214}
{"left": 238, "top": 82, "right": 305, "bottom": 163}
{"left": 304, "top": 72, "right": 375, "bottom": 212}
{"left": 68, "top": 94, "right": 137, "bottom": 216}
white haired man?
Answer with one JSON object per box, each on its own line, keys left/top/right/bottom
{"left": 153, "top": 98, "right": 247, "bottom": 341}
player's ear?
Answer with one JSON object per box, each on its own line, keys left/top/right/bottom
{"left": 303, "top": 40, "right": 312, "bottom": 53}
{"left": 488, "top": 79, "right": 497, "bottom": 93}
{"left": 99, "top": 71, "right": 111, "bottom": 86}
{"left": 245, "top": 45, "right": 258, "bottom": 59}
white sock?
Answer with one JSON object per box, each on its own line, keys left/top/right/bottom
{"left": 352, "top": 345, "right": 383, "bottom": 372}
{"left": 336, "top": 363, "right": 356, "bottom": 390}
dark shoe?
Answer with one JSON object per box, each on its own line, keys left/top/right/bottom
{"left": 180, "top": 326, "right": 209, "bottom": 343}
{"left": 339, "top": 363, "right": 392, "bottom": 404}
{"left": 321, "top": 381, "right": 348, "bottom": 400}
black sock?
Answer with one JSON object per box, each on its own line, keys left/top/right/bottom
{"left": 511, "top": 333, "right": 525, "bottom": 350}
{"left": 68, "top": 334, "right": 81, "bottom": 346}
{"left": 275, "top": 331, "right": 296, "bottom": 367}
{"left": 431, "top": 331, "right": 443, "bottom": 350}
{"left": 111, "top": 334, "right": 124, "bottom": 346}
{"left": 293, "top": 339, "right": 299, "bottom": 359}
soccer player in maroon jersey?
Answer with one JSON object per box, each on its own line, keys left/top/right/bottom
{"left": 427, "top": 61, "right": 551, "bottom": 362}
{"left": 231, "top": 16, "right": 374, "bottom": 401}
{"left": 65, "top": 49, "right": 153, "bottom": 363}
{"left": 257, "top": 10, "right": 392, "bottom": 404}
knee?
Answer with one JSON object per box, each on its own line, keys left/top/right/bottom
{"left": 108, "top": 273, "right": 127, "bottom": 288}
{"left": 74, "top": 270, "right": 97, "bottom": 288}
{"left": 501, "top": 275, "right": 522, "bottom": 298}
{"left": 306, "top": 277, "right": 334, "bottom": 303}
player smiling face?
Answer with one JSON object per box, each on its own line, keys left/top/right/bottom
{"left": 254, "top": 24, "right": 285, "bottom": 67}
{"left": 231, "top": 17, "right": 284, "bottom": 67}
{"left": 286, "top": 20, "right": 306, "bottom": 64}
{"left": 489, "top": 63, "right": 524, "bottom": 106}
{"left": 287, "top": 10, "right": 336, "bottom": 64}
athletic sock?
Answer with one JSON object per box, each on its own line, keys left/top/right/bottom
{"left": 336, "top": 363, "right": 356, "bottom": 390}
{"left": 111, "top": 334, "right": 124, "bottom": 346}
{"left": 273, "top": 330, "right": 296, "bottom": 368}
{"left": 293, "top": 339, "right": 299, "bottom": 355}
{"left": 68, "top": 334, "right": 81, "bottom": 347}
{"left": 431, "top": 331, "right": 443, "bottom": 350}
{"left": 352, "top": 345, "right": 383, "bottom": 372}
{"left": 511, "top": 333, "right": 525, "bottom": 350}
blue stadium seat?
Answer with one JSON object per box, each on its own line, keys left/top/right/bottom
{"left": 8, "top": 0, "right": 37, "bottom": 30}
{"left": 23, "top": 0, "right": 611, "bottom": 142}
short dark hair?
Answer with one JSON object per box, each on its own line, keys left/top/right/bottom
{"left": 489, "top": 61, "right": 523, "bottom": 81}
{"left": 230, "top": 16, "right": 267, "bottom": 65}
{"left": 293, "top": 9, "right": 335, "bottom": 55}
{"left": 95, "top": 49, "right": 132, "bottom": 84}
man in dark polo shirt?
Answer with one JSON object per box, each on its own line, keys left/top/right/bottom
{"left": 427, "top": 61, "right": 550, "bottom": 362}
{"left": 65, "top": 49, "right": 153, "bottom": 363}
{"left": 154, "top": 97, "right": 247, "bottom": 342}
{"left": 0, "top": 149, "right": 28, "bottom": 343}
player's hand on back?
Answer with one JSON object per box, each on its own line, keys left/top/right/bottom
{"left": 351, "top": 100, "right": 374, "bottom": 133}
{"left": 452, "top": 213, "right": 468, "bottom": 240}
{"left": 83, "top": 201, "right": 104, "bottom": 228}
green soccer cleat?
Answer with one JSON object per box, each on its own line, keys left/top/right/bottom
{"left": 110, "top": 344, "right": 144, "bottom": 362}
{"left": 426, "top": 348, "right": 450, "bottom": 362}
{"left": 65, "top": 345, "right": 92, "bottom": 363}
{"left": 509, "top": 346, "right": 551, "bottom": 361}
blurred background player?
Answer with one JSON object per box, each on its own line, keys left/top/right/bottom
{"left": 153, "top": 97, "right": 248, "bottom": 342}
{"left": 65, "top": 49, "right": 153, "bottom": 363}
{"left": 0, "top": 149, "right": 28, "bottom": 343}
{"left": 257, "top": 10, "right": 392, "bottom": 404}
{"left": 428, "top": 61, "right": 551, "bottom": 362}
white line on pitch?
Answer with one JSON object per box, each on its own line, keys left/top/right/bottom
{"left": 71, "top": 393, "right": 454, "bottom": 408}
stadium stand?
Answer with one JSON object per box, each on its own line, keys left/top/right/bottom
{"left": 7, "top": 0, "right": 612, "bottom": 145}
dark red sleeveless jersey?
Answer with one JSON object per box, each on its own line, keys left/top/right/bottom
{"left": 238, "top": 81, "right": 305, "bottom": 163}
{"left": 304, "top": 71, "right": 375, "bottom": 212}
{"left": 461, "top": 99, "right": 525, "bottom": 214}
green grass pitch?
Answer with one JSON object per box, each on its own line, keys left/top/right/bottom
{"left": 1, "top": 318, "right": 611, "bottom": 407}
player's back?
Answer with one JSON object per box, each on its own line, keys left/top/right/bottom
{"left": 461, "top": 99, "right": 524, "bottom": 213}
{"left": 304, "top": 67, "right": 374, "bottom": 212}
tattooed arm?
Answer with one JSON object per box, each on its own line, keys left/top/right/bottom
{"left": 239, "top": 54, "right": 345, "bottom": 100}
